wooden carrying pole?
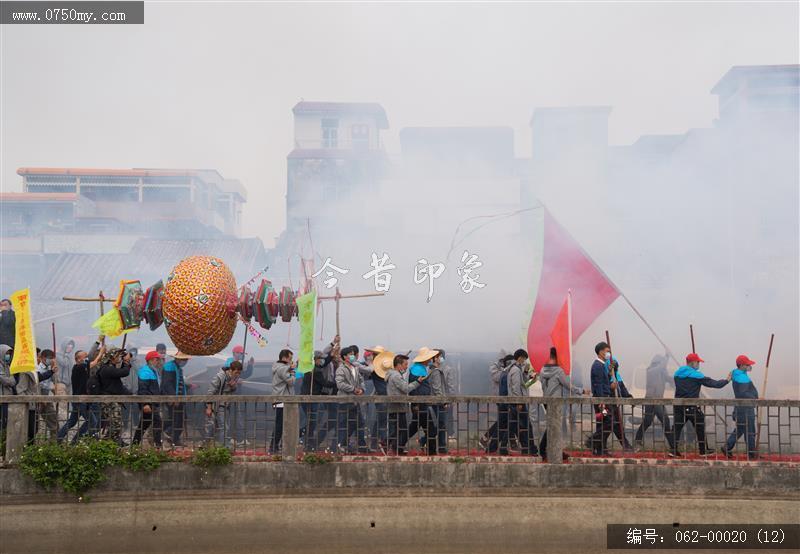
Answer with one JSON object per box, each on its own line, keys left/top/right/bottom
{"left": 690, "top": 324, "right": 696, "bottom": 353}
{"left": 316, "top": 290, "right": 384, "bottom": 338}
{"left": 605, "top": 330, "right": 626, "bottom": 448}
{"left": 756, "top": 333, "right": 775, "bottom": 451}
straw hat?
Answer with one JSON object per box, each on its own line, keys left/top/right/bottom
{"left": 366, "top": 345, "right": 386, "bottom": 354}
{"left": 413, "top": 347, "right": 440, "bottom": 364}
{"left": 371, "top": 351, "right": 395, "bottom": 379}
{"left": 174, "top": 351, "right": 191, "bottom": 360}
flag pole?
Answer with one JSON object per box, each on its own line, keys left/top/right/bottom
{"left": 541, "top": 205, "right": 680, "bottom": 366}
{"left": 756, "top": 333, "right": 775, "bottom": 452}
{"left": 567, "top": 289, "right": 574, "bottom": 429}
{"left": 690, "top": 324, "right": 696, "bottom": 353}
{"left": 605, "top": 330, "right": 626, "bottom": 451}
{"left": 567, "top": 290, "right": 573, "bottom": 375}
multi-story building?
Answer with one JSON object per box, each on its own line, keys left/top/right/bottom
{"left": 13, "top": 167, "right": 246, "bottom": 238}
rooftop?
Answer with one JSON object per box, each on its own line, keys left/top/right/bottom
{"left": 711, "top": 64, "right": 800, "bottom": 95}
{"left": 292, "top": 101, "right": 389, "bottom": 129}
{"left": 36, "top": 237, "right": 267, "bottom": 300}
{"left": 0, "top": 192, "right": 79, "bottom": 203}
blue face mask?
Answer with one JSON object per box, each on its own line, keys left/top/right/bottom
{"left": 3, "top": 354, "right": 10, "bottom": 363}
{"left": 348, "top": 354, "right": 356, "bottom": 363}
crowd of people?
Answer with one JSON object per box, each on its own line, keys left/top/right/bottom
{"left": 0, "top": 297, "right": 764, "bottom": 461}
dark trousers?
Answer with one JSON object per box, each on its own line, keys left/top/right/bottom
{"left": 0, "top": 403, "right": 7, "bottom": 438}
{"left": 133, "top": 406, "right": 162, "bottom": 447}
{"left": 486, "top": 404, "right": 508, "bottom": 453}
{"left": 316, "top": 402, "right": 338, "bottom": 451}
{"left": 432, "top": 404, "right": 449, "bottom": 454}
{"left": 303, "top": 403, "right": 321, "bottom": 450}
{"left": 508, "top": 405, "right": 537, "bottom": 455}
{"left": 387, "top": 412, "right": 409, "bottom": 454}
{"left": 163, "top": 404, "right": 185, "bottom": 445}
{"left": 672, "top": 405, "right": 708, "bottom": 455}
{"left": 634, "top": 404, "right": 674, "bottom": 449}
{"left": 725, "top": 408, "right": 756, "bottom": 457}
{"left": 590, "top": 404, "right": 613, "bottom": 454}
{"left": 337, "top": 404, "right": 367, "bottom": 453}
{"left": 26, "top": 409, "right": 37, "bottom": 443}
{"left": 369, "top": 402, "right": 388, "bottom": 450}
{"left": 271, "top": 407, "right": 284, "bottom": 452}
{"left": 57, "top": 403, "right": 98, "bottom": 443}
{"left": 407, "top": 404, "right": 437, "bottom": 455}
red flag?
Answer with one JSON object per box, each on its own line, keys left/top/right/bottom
{"left": 549, "top": 292, "right": 572, "bottom": 375}
{"left": 527, "top": 209, "right": 619, "bottom": 371}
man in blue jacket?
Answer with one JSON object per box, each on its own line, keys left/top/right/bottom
{"left": 589, "top": 342, "right": 633, "bottom": 455}
{"left": 133, "top": 350, "right": 165, "bottom": 448}
{"left": 721, "top": 354, "right": 759, "bottom": 460}
{"left": 671, "top": 352, "right": 731, "bottom": 457}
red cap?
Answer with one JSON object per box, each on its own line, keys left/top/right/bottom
{"left": 145, "top": 350, "right": 165, "bottom": 362}
{"left": 686, "top": 353, "right": 705, "bottom": 363}
{"left": 736, "top": 354, "right": 756, "bottom": 366}
{"left": 233, "top": 345, "right": 244, "bottom": 354}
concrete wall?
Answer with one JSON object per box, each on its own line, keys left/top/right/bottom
{"left": 2, "top": 462, "right": 797, "bottom": 553}
{"left": 2, "top": 492, "right": 798, "bottom": 554}
{"left": 2, "top": 460, "right": 798, "bottom": 497}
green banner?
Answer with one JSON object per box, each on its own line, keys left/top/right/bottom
{"left": 296, "top": 291, "right": 317, "bottom": 374}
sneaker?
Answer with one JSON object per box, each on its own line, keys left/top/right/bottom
{"left": 720, "top": 447, "right": 733, "bottom": 459}
{"left": 478, "top": 435, "right": 489, "bottom": 450}
{"left": 699, "top": 451, "right": 715, "bottom": 458}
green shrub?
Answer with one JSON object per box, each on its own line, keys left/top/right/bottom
{"left": 191, "top": 445, "right": 232, "bottom": 468}
{"left": 120, "top": 446, "right": 171, "bottom": 472}
{"left": 19, "top": 439, "right": 170, "bottom": 496}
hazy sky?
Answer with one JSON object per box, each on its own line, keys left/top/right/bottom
{"left": 2, "top": 2, "right": 798, "bottom": 246}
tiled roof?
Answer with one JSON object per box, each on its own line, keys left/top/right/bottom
{"left": 36, "top": 238, "right": 267, "bottom": 301}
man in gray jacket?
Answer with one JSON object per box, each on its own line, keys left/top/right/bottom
{"left": 634, "top": 353, "right": 675, "bottom": 451}
{"left": 271, "top": 349, "right": 296, "bottom": 453}
{"left": 335, "top": 345, "right": 370, "bottom": 453}
{"left": 538, "top": 347, "right": 588, "bottom": 461}
{"left": 504, "top": 349, "right": 537, "bottom": 456}
{"left": 0, "top": 344, "right": 16, "bottom": 439}
{"left": 204, "top": 360, "right": 242, "bottom": 447}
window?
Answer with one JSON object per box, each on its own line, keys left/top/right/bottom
{"left": 322, "top": 118, "right": 339, "bottom": 148}
{"left": 351, "top": 124, "right": 370, "bottom": 149}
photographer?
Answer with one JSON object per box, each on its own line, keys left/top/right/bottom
{"left": 97, "top": 346, "right": 132, "bottom": 446}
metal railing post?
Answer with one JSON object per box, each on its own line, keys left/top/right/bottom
{"left": 6, "top": 401, "right": 28, "bottom": 463}
{"left": 546, "top": 398, "right": 564, "bottom": 464}
{"left": 283, "top": 401, "right": 299, "bottom": 461}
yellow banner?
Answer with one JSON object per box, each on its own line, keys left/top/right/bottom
{"left": 91, "top": 307, "right": 135, "bottom": 339}
{"left": 9, "top": 288, "right": 37, "bottom": 374}
{"left": 296, "top": 291, "right": 317, "bottom": 374}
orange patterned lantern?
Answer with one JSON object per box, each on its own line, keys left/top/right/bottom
{"left": 162, "top": 256, "right": 238, "bottom": 356}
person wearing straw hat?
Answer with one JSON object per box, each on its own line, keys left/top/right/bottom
{"left": 721, "top": 354, "right": 759, "bottom": 460}
{"left": 162, "top": 351, "right": 191, "bottom": 447}
{"left": 361, "top": 344, "right": 386, "bottom": 449}
{"left": 427, "top": 347, "right": 450, "bottom": 454}
{"left": 407, "top": 347, "right": 440, "bottom": 455}
{"left": 369, "top": 350, "right": 393, "bottom": 453}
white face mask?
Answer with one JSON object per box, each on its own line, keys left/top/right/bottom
{"left": 604, "top": 352, "right": 611, "bottom": 360}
